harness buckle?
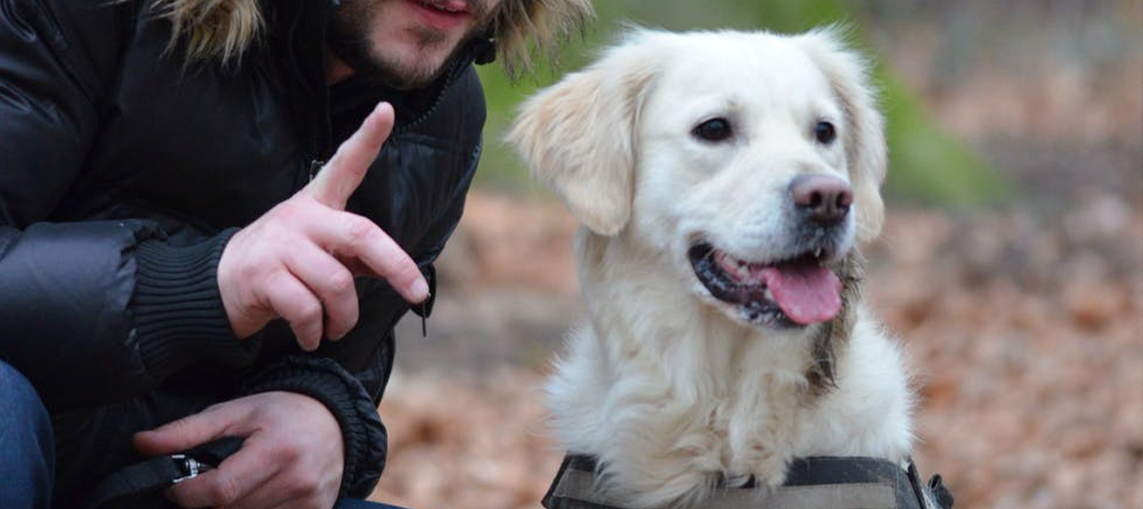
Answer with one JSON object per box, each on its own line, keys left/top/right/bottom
{"left": 170, "top": 454, "right": 214, "bottom": 484}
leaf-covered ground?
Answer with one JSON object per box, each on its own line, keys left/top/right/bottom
{"left": 368, "top": 187, "right": 1142, "bottom": 509}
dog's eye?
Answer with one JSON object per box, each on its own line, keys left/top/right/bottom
{"left": 693, "top": 118, "right": 733, "bottom": 142}
{"left": 813, "top": 120, "right": 836, "bottom": 145}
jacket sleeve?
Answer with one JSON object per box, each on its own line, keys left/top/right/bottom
{"left": 239, "top": 355, "right": 387, "bottom": 498}
{"left": 0, "top": 0, "right": 256, "bottom": 410}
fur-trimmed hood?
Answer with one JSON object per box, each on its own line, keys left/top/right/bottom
{"left": 152, "top": 0, "right": 593, "bottom": 72}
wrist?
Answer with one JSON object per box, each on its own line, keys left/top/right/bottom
{"left": 239, "top": 356, "right": 387, "bottom": 498}
{"left": 216, "top": 227, "right": 259, "bottom": 339}
{"left": 132, "top": 228, "right": 259, "bottom": 381}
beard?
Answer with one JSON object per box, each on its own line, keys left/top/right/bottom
{"left": 329, "top": 0, "right": 494, "bottom": 90}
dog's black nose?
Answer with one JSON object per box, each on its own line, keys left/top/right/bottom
{"left": 789, "top": 174, "right": 853, "bottom": 226}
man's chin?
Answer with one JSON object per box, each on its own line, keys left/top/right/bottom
{"left": 332, "top": 39, "right": 458, "bottom": 89}
{"left": 368, "top": 57, "right": 450, "bottom": 89}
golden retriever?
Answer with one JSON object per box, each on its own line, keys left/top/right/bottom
{"left": 509, "top": 27, "right": 917, "bottom": 508}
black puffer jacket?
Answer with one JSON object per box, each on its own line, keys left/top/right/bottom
{"left": 0, "top": 0, "right": 485, "bottom": 500}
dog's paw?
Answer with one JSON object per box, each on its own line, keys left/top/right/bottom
{"left": 751, "top": 454, "right": 791, "bottom": 489}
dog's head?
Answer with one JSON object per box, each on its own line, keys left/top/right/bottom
{"left": 509, "top": 28, "right": 885, "bottom": 330}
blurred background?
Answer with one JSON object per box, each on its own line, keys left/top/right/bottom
{"left": 369, "top": 1, "right": 1143, "bottom": 508}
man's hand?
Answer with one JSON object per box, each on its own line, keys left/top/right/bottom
{"left": 133, "top": 392, "right": 344, "bottom": 509}
{"left": 218, "top": 102, "right": 428, "bottom": 350}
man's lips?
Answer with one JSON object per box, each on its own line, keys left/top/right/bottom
{"left": 405, "top": 0, "right": 472, "bottom": 31}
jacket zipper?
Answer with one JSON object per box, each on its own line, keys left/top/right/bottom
{"left": 296, "top": 49, "right": 474, "bottom": 187}
{"left": 391, "top": 54, "right": 472, "bottom": 135}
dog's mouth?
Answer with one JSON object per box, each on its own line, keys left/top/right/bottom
{"left": 687, "top": 243, "right": 842, "bottom": 327}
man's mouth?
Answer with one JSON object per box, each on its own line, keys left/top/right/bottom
{"left": 687, "top": 242, "right": 842, "bottom": 327}
{"left": 407, "top": 0, "right": 473, "bottom": 30}
{"left": 414, "top": 0, "right": 469, "bottom": 14}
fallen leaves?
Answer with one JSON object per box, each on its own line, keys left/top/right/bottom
{"left": 370, "top": 193, "right": 1143, "bottom": 509}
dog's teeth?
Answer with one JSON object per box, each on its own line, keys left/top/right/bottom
{"left": 814, "top": 247, "right": 822, "bottom": 258}
{"left": 764, "top": 288, "right": 774, "bottom": 300}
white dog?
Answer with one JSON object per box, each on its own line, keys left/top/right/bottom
{"left": 510, "top": 28, "right": 920, "bottom": 509}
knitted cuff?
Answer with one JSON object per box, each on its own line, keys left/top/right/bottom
{"left": 239, "top": 356, "right": 387, "bottom": 498}
{"left": 132, "top": 228, "right": 259, "bottom": 382}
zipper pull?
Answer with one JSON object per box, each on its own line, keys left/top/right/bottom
{"left": 309, "top": 160, "right": 324, "bottom": 182}
{"left": 420, "top": 298, "right": 429, "bottom": 337}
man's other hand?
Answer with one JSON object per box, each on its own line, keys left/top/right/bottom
{"left": 133, "top": 392, "right": 343, "bottom": 509}
{"left": 217, "top": 101, "right": 429, "bottom": 350}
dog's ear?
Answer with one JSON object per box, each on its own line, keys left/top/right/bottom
{"left": 798, "top": 28, "right": 887, "bottom": 243}
{"left": 508, "top": 34, "right": 661, "bottom": 236}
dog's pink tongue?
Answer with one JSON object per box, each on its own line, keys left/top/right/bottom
{"left": 761, "top": 263, "right": 842, "bottom": 325}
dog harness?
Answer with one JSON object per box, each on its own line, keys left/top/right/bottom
{"left": 542, "top": 455, "right": 954, "bottom": 509}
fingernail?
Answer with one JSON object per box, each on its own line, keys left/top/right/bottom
{"left": 409, "top": 278, "right": 429, "bottom": 302}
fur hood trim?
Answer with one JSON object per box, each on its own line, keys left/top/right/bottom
{"left": 152, "top": 0, "right": 262, "bottom": 64}
{"left": 153, "top": 0, "right": 594, "bottom": 72}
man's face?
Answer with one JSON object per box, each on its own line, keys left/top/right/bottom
{"left": 331, "top": 0, "right": 504, "bottom": 89}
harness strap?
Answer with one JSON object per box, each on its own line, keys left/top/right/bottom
{"left": 542, "top": 455, "right": 952, "bottom": 509}
{"left": 76, "top": 437, "right": 244, "bottom": 509}
{"left": 74, "top": 455, "right": 188, "bottom": 509}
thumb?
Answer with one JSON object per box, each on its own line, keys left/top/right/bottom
{"left": 306, "top": 101, "right": 396, "bottom": 210}
{"left": 133, "top": 403, "right": 250, "bottom": 456}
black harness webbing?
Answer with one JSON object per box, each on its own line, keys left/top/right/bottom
{"left": 542, "top": 455, "right": 953, "bottom": 509}
{"left": 76, "top": 437, "right": 244, "bottom": 509}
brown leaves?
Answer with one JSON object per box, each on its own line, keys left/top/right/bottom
{"left": 370, "top": 193, "right": 1143, "bottom": 509}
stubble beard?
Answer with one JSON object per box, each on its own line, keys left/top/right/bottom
{"left": 329, "top": 0, "right": 492, "bottom": 90}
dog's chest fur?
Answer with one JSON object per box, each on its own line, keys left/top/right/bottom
{"left": 544, "top": 232, "right": 915, "bottom": 508}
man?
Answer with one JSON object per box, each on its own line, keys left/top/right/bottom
{"left": 0, "top": 0, "right": 592, "bottom": 507}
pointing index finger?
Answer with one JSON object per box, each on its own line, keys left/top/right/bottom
{"left": 306, "top": 101, "right": 395, "bottom": 210}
